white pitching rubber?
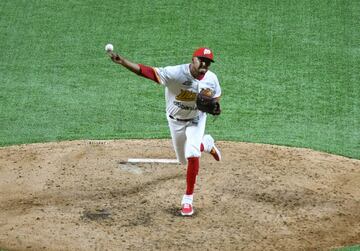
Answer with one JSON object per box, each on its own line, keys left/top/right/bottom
{"left": 127, "top": 158, "right": 179, "bottom": 164}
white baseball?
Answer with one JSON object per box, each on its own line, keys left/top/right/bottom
{"left": 105, "top": 43, "right": 114, "bottom": 52}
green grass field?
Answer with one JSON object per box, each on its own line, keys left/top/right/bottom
{"left": 334, "top": 245, "right": 360, "bottom": 251}
{"left": 0, "top": 0, "right": 359, "bottom": 160}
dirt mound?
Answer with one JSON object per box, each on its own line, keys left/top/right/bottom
{"left": 0, "top": 140, "right": 359, "bottom": 251}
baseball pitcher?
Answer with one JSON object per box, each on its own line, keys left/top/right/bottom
{"left": 107, "top": 47, "right": 222, "bottom": 216}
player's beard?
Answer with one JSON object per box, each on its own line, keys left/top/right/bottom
{"left": 190, "top": 59, "right": 208, "bottom": 78}
{"left": 198, "top": 64, "right": 208, "bottom": 74}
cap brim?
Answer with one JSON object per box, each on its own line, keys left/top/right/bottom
{"left": 197, "top": 56, "right": 215, "bottom": 63}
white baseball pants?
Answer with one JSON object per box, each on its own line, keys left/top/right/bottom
{"left": 167, "top": 113, "right": 207, "bottom": 164}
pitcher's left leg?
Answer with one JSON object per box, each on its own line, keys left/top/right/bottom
{"left": 180, "top": 115, "right": 207, "bottom": 216}
{"left": 167, "top": 117, "right": 187, "bottom": 164}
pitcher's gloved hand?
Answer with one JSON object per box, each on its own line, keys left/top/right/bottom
{"left": 196, "top": 88, "right": 221, "bottom": 116}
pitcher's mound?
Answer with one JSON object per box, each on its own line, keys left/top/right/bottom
{"left": 0, "top": 139, "right": 359, "bottom": 250}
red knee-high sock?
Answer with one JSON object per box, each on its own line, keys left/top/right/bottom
{"left": 186, "top": 157, "right": 200, "bottom": 195}
{"left": 200, "top": 143, "right": 204, "bottom": 152}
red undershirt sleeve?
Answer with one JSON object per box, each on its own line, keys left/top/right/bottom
{"left": 138, "top": 64, "right": 160, "bottom": 83}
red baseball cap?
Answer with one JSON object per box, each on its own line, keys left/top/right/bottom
{"left": 193, "top": 47, "right": 215, "bottom": 62}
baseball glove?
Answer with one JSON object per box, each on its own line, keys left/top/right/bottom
{"left": 196, "top": 88, "right": 221, "bottom": 115}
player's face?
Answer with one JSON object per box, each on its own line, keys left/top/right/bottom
{"left": 193, "top": 57, "right": 212, "bottom": 74}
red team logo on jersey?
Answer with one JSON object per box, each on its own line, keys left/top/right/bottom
{"left": 176, "top": 89, "right": 197, "bottom": 101}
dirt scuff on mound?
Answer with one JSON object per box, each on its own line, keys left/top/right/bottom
{"left": 0, "top": 140, "right": 359, "bottom": 251}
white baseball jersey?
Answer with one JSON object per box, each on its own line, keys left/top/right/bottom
{"left": 153, "top": 63, "right": 221, "bottom": 164}
{"left": 154, "top": 64, "right": 221, "bottom": 120}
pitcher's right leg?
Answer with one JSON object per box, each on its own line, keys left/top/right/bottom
{"left": 202, "top": 134, "right": 221, "bottom": 161}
